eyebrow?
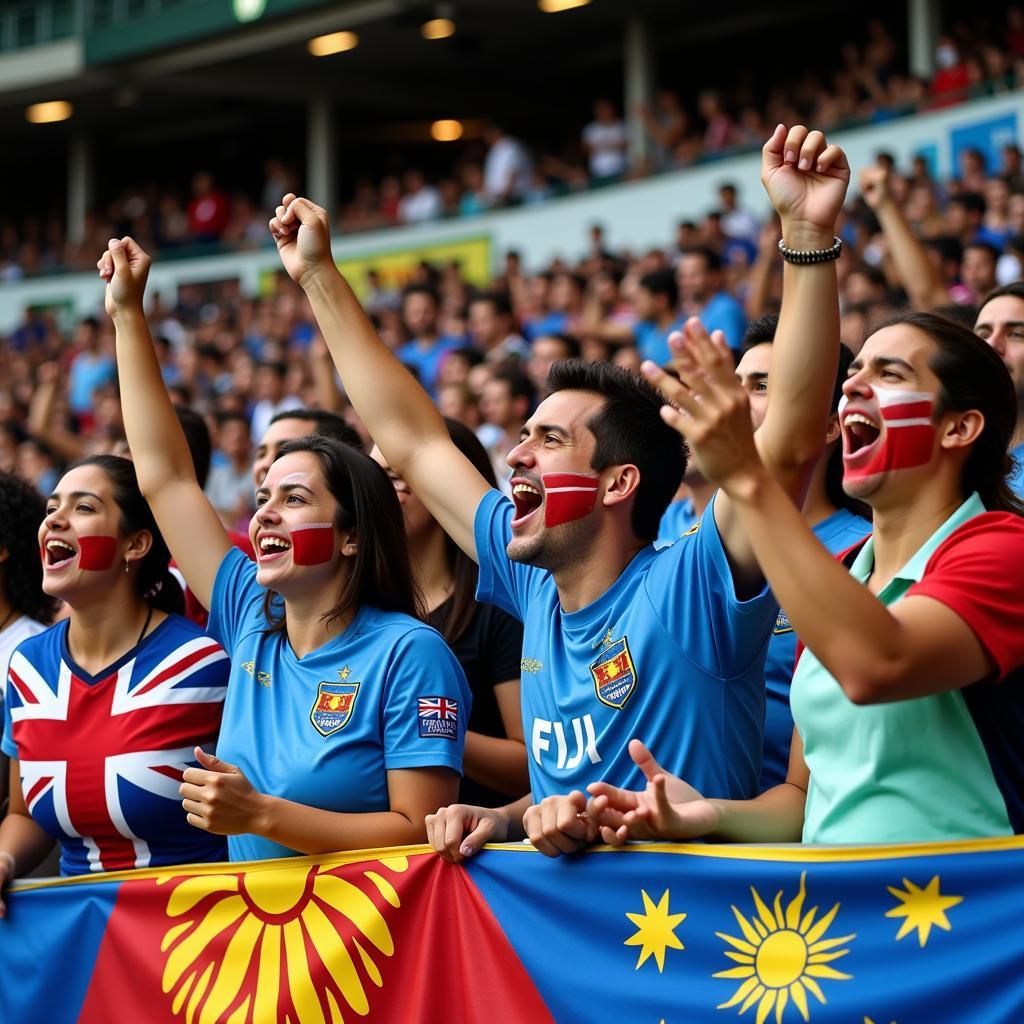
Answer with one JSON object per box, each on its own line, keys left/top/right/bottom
{"left": 47, "top": 490, "right": 104, "bottom": 503}
{"left": 976, "top": 319, "right": 1024, "bottom": 331}
{"left": 847, "top": 355, "right": 916, "bottom": 375}
{"left": 738, "top": 371, "right": 769, "bottom": 382}
{"left": 255, "top": 482, "right": 316, "bottom": 498}
{"left": 520, "top": 422, "right": 570, "bottom": 440}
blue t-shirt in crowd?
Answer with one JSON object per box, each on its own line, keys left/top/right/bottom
{"left": 759, "top": 507, "right": 871, "bottom": 790}
{"left": 634, "top": 317, "right": 685, "bottom": 367}
{"left": 474, "top": 489, "right": 776, "bottom": 802}
{"left": 697, "top": 291, "right": 747, "bottom": 353}
{"left": 396, "top": 335, "right": 462, "bottom": 396}
{"left": 1008, "top": 442, "right": 1024, "bottom": 500}
{"left": 208, "top": 548, "right": 471, "bottom": 862}
{"left": 655, "top": 497, "right": 701, "bottom": 549}
{"left": 68, "top": 352, "right": 116, "bottom": 415}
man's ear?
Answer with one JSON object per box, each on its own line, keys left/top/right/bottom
{"left": 939, "top": 409, "right": 985, "bottom": 451}
{"left": 601, "top": 464, "right": 641, "bottom": 509}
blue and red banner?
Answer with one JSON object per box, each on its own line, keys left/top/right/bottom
{"left": 3, "top": 836, "right": 1024, "bottom": 1022}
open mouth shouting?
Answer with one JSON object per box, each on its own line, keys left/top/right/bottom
{"left": 43, "top": 536, "right": 78, "bottom": 571}
{"left": 841, "top": 409, "right": 882, "bottom": 463}
{"left": 511, "top": 477, "right": 543, "bottom": 530}
{"left": 839, "top": 390, "right": 936, "bottom": 482}
{"left": 257, "top": 532, "right": 292, "bottom": 562}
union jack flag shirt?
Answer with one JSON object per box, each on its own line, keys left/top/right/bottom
{"left": 1, "top": 615, "right": 230, "bottom": 876}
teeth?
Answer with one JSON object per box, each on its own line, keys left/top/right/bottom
{"left": 260, "top": 537, "right": 291, "bottom": 551}
{"left": 512, "top": 484, "right": 541, "bottom": 497}
{"left": 46, "top": 540, "right": 76, "bottom": 555}
{"left": 845, "top": 414, "right": 879, "bottom": 429}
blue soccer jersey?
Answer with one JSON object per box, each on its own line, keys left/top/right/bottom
{"left": 474, "top": 489, "right": 777, "bottom": 801}
{"left": 759, "top": 508, "right": 870, "bottom": 791}
{"left": 2, "top": 615, "right": 230, "bottom": 875}
{"left": 208, "top": 548, "right": 471, "bottom": 862}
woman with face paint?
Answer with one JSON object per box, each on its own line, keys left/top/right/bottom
{"left": 371, "top": 419, "right": 529, "bottom": 807}
{"left": 99, "top": 237, "right": 471, "bottom": 863}
{"left": 590, "top": 131, "right": 1024, "bottom": 847}
{"left": 0, "top": 456, "right": 231, "bottom": 904}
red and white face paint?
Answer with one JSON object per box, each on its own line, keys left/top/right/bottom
{"left": 840, "top": 389, "right": 936, "bottom": 484}
{"left": 289, "top": 522, "right": 336, "bottom": 566}
{"left": 77, "top": 535, "right": 118, "bottom": 571}
{"left": 541, "top": 473, "right": 600, "bottom": 528}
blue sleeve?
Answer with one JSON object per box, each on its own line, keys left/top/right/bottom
{"left": 644, "top": 492, "right": 777, "bottom": 678}
{"left": 207, "top": 547, "right": 266, "bottom": 655}
{"left": 473, "top": 488, "right": 540, "bottom": 622}
{"left": 382, "top": 627, "right": 471, "bottom": 773}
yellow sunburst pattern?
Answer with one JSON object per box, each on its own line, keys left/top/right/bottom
{"left": 157, "top": 855, "right": 409, "bottom": 1024}
{"left": 884, "top": 876, "right": 962, "bottom": 948}
{"left": 714, "top": 872, "right": 855, "bottom": 1024}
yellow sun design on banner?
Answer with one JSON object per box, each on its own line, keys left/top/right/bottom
{"left": 624, "top": 888, "right": 686, "bottom": 971}
{"left": 885, "top": 876, "right": 962, "bottom": 948}
{"left": 158, "top": 856, "right": 408, "bottom": 1024}
{"left": 714, "top": 872, "right": 855, "bottom": 1024}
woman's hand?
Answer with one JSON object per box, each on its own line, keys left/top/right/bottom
{"left": 97, "top": 236, "right": 151, "bottom": 319}
{"left": 268, "top": 193, "right": 336, "bottom": 289}
{"left": 180, "top": 747, "right": 268, "bottom": 836}
{"left": 642, "top": 319, "right": 765, "bottom": 495}
{"left": 586, "top": 740, "right": 719, "bottom": 845}
{"left": 761, "top": 124, "right": 850, "bottom": 246}
{"left": 425, "top": 803, "right": 511, "bottom": 864}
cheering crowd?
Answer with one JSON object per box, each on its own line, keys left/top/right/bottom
{"left": 2, "top": 118, "right": 1024, "bottom": 909}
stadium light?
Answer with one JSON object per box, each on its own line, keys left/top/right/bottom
{"left": 538, "top": 0, "right": 590, "bottom": 11}
{"left": 26, "top": 100, "right": 73, "bottom": 124}
{"left": 308, "top": 31, "right": 359, "bottom": 56}
{"left": 421, "top": 18, "right": 456, "bottom": 40}
{"left": 431, "top": 119, "right": 464, "bottom": 142}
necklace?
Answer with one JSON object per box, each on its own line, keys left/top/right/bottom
{"left": 67, "top": 604, "right": 154, "bottom": 662}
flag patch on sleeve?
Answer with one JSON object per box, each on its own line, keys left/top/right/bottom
{"left": 417, "top": 696, "right": 459, "bottom": 740}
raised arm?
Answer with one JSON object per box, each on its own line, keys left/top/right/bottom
{"left": 860, "top": 165, "right": 951, "bottom": 310}
{"left": 707, "top": 125, "right": 847, "bottom": 587}
{"left": 269, "top": 196, "right": 490, "bottom": 560}
{"left": 99, "top": 238, "right": 230, "bottom": 608}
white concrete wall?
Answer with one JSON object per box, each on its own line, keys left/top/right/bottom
{"left": 2, "top": 90, "right": 1021, "bottom": 332}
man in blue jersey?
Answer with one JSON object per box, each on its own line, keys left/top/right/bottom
{"left": 735, "top": 316, "right": 871, "bottom": 789}
{"left": 267, "top": 123, "right": 850, "bottom": 858}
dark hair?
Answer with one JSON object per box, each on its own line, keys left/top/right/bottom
{"left": 267, "top": 407, "right": 364, "bottom": 451}
{"left": 435, "top": 418, "right": 499, "bottom": 645}
{"left": 965, "top": 241, "right": 1000, "bottom": 265}
{"left": 682, "top": 246, "right": 722, "bottom": 272}
{"left": 260, "top": 436, "right": 417, "bottom": 630}
{"left": 174, "top": 406, "right": 212, "bottom": 488}
{"left": 0, "top": 471, "right": 57, "bottom": 624}
{"left": 949, "top": 192, "right": 986, "bottom": 217}
{"left": 70, "top": 456, "right": 185, "bottom": 614}
{"left": 639, "top": 269, "right": 679, "bottom": 308}
{"left": 262, "top": 361, "right": 287, "bottom": 380}
{"left": 215, "top": 411, "right": 251, "bottom": 430}
{"left": 534, "top": 333, "right": 581, "bottom": 359}
{"left": 881, "top": 312, "right": 1023, "bottom": 513}
{"left": 545, "top": 359, "right": 686, "bottom": 540}
{"left": 741, "top": 313, "right": 780, "bottom": 351}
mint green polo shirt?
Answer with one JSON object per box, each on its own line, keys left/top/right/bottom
{"left": 793, "top": 493, "right": 1014, "bottom": 844}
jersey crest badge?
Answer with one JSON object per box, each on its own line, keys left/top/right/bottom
{"left": 418, "top": 696, "right": 460, "bottom": 740}
{"left": 590, "top": 636, "right": 637, "bottom": 710}
{"left": 773, "top": 610, "right": 793, "bottom": 635}
{"left": 310, "top": 670, "right": 360, "bottom": 736}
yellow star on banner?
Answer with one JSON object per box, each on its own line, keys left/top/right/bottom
{"left": 885, "top": 876, "right": 962, "bottom": 948}
{"left": 864, "top": 1017, "right": 897, "bottom": 1023}
{"left": 625, "top": 889, "right": 686, "bottom": 972}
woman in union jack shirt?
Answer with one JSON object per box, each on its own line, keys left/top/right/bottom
{"left": 100, "top": 236, "right": 471, "bottom": 865}
{"left": 0, "top": 455, "right": 231, "bottom": 902}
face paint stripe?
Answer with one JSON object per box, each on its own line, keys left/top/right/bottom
{"left": 288, "top": 523, "right": 335, "bottom": 566}
{"left": 540, "top": 472, "right": 599, "bottom": 528}
{"left": 77, "top": 536, "right": 117, "bottom": 571}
